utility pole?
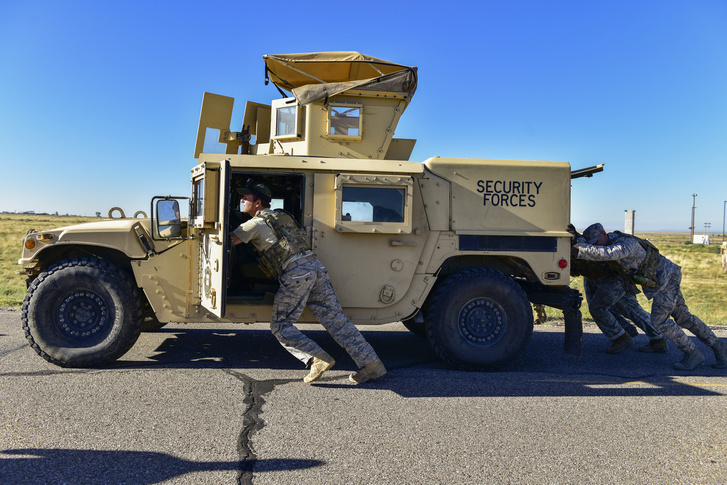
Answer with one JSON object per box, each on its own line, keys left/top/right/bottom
{"left": 690, "top": 194, "right": 697, "bottom": 242}
{"left": 723, "top": 200, "right": 726, "bottom": 242}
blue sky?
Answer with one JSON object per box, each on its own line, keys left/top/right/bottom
{"left": 1, "top": 0, "right": 726, "bottom": 232}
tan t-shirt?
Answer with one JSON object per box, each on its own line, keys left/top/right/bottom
{"left": 232, "top": 213, "right": 277, "bottom": 252}
{"left": 232, "top": 210, "right": 312, "bottom": 271}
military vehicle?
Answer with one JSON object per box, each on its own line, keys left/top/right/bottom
{"left": 19, "top": 52, "right": 587, "bottom": 370}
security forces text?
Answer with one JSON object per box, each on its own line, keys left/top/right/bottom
{"left": 477, "top": 180, "right": 543, "bottom": 207}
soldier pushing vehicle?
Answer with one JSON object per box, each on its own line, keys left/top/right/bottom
{"left": 573, "top": 223, "right": 727, "bottom": 370}
{"left": 231, "top": 179, "right": 386, "bottom": 384}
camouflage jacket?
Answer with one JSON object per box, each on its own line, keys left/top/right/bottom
{"left": 576, "top": 232, "right": 679, "bottom": 299}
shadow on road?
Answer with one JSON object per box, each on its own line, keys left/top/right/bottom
{"left": 0, "top": 448, "right": 323, "bottom": 484}
{"left": 110, "top": 325, "right": 727, "bottom": 398}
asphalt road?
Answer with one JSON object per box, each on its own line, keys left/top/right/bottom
{"left": 1, "top": 309, "right": 726, "bottom": 484}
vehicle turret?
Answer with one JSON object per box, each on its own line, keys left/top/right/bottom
{"left": 194, "top": 52, "right": 418, "bottom": 161}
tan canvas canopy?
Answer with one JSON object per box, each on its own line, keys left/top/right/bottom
{"left": 263, "top": 52, "right": 418, "bottom": 105}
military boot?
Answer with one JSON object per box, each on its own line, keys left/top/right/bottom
{"left": 605, "top": 333, "right": 634, "bottom": 354}
{"left": 638, "top": 337, "right": 669, "bottom": 353}
{"left": 349, "top": 359, "right": 387, "bottom": 384}
{"left": 304, "top": 352, "right": 335, "bottom": 384}
{"left": 711, "top": 340, "right": 727, "bottom": 369}
{"left": 673, "top": 349, "right": 705, "bottom": 371}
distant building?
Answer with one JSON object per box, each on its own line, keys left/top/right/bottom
{"left": 693, "top": 235, "right": 710, "bottom": 245}
{"left": 624, "top": 210, "right": 635, "bottom": 235}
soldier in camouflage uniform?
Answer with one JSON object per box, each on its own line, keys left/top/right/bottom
{"left": 231, "top": 182, "right": 386, "bottom": 384}
{"left": 570, "top": 224, "right": 667, "bottom": 354}
{"left": 574, "top": 223, "right": 727, "bottom": 371}
{"left": 583, "top": 276, "right": 667, "bottom": 354}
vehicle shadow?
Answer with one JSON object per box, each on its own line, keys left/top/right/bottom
{"left": 0, "top": 448, "right": 323, "bottom": 485}
{"left": 117, "top": 325, "right": 727, "bottom": 398}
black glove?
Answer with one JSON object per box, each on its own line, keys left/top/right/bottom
{"left": 567, "top": 223, "right": 580, "bottom": 238}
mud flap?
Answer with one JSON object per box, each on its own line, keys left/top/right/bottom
{"left": 563, "top": 306, "right": 583, "bottom": 357}
{"left": 518, "top": 282, "right": 583, "bottom": 357}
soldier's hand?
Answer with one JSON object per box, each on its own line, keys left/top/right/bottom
{"left": 567, "top": 223, "right": 580, "bottom": 237}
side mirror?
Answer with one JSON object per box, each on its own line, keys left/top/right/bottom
{"left": 156, "top": 199, "right": 182, "bottom": 238}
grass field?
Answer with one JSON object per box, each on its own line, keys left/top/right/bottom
{"left": 2, "top": 214, "right": 725, "bottom": 325}
{"left": 0, "top": 214, "right": 98, "bottom": 306}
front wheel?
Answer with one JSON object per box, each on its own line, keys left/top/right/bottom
{"left": 424, "top": 267, "right": 533, "bottom": 370}
{"left": 21, "top": 257, "right": 143, "bottom": 367}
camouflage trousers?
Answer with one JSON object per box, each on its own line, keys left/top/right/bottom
{"left": 650, "top": 268, "right": 719, "bottom": 353}
{"left": 584, "top": 278, "right": 662, "bottom": 341}
{"left": 271, "top": 256, "right": 379, "bottom": 369}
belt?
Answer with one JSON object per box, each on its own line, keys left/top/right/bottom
{"left": 284, "top": 253, "right": 315, "bottom": 271}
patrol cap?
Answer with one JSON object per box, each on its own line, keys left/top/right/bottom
{"left": 238, "top": 181, "right": 272, "bottom": 203}
{"left": 583, "top": 223, "right": 605, "bottom": 244}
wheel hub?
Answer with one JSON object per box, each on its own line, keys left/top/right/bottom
{"left": 56, "top": 291, "right": 109, "bottom": 342}
{"left": 458, "top": 297, "right": 507, "bottom": 347}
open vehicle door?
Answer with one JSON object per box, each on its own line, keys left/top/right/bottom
{"left": 190, "top": 160, "right": 230, "bottom": 318}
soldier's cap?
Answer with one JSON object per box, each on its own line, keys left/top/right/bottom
{"left": 238, "top": 181, "right": 272, "bottom": 203}
{"left": 583, "top": 222, "right": 605, "bottom": 244}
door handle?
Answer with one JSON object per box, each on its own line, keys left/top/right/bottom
{"left": 389, "top": 239, "right": 416, "bottom": 247}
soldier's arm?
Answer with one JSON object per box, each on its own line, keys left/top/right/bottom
{"left": 576, "top": 239, "right": 634, "bottom": 262}
{"left": 231, "top": 218, "right": 260, "bottom": 246}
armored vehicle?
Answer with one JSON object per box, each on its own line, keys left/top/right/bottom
{"left": 19, "top": 52, "right": 584, "bottom": 370}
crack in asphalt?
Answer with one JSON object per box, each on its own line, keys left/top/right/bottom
{"left": 222, "top": 369, "right": 295, "bottom": 485}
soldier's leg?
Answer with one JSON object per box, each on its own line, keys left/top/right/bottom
{"left": 670, "top": 287, "right": 720, "bottom": 347}
{"left": 270, "top": 264, "right": 326, "bottom": 364}
{"left": 670, "top": 288, "right": 727, "bottom": 368}
{"left": 305, "top": 260, "right": 379, "bottom": 369}
{"left": 650, "top": 274, "right": 696, "bottom": 353}
{"left": 613, "top": 292, "right": 669, "bottom": 353}
{"left": 656, "top": 269, "right": 711, "bottom": 370}
{"left": 614, "top": 293, "right": 663, "bottom": 340}
{"left": 585, "top": 279, "right": 627, "bottom": 341}
{"left": 611, "top": 308, "right": 638, "bottom": 337}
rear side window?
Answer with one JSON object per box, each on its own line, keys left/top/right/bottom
{"left": 334, "top": 174, "right": 413, "bottom": 234}
{"left": 342, "top": 187, "right": 405, "bottom": 223}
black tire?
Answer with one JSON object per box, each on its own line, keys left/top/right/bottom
{"left": 402, "top": 312, "right": 427, "bottom": 338}
{"left": 21, "top": 257, "right": 143, "bottom": 367}
{"left": 424, "top": 267, "right": 533, "bottom": 370}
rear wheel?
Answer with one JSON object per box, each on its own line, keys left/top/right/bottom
{"left": 21, "top": 257, "right": 143, "bottom": 367}
{"left": 424, "top": 267, "right": 533, "bottom": 370}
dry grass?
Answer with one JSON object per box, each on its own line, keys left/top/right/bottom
{"left": 0, "top": 214, "right": 98, "bottom": 306}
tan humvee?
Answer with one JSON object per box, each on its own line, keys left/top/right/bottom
{"left": 19, "top": 52, "right": 585, "bottom": 369}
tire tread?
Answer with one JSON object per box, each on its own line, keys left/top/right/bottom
{"left": 21, "top": 257, "right": 143, "bottom": 367}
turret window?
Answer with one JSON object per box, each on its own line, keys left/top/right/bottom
{"left": 327, "top": 104, "right": 362, "bottom": 140}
